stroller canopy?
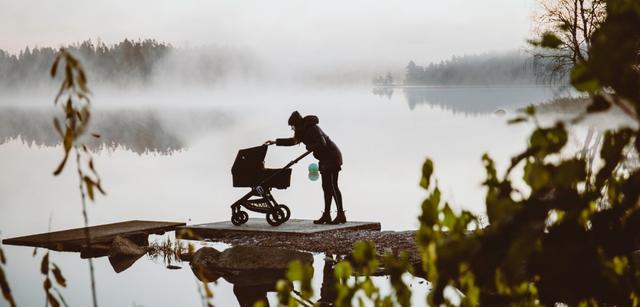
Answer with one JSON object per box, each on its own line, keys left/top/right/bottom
{"left": 232, "top": 145, "right": 267, "bottom": 174}
{"left": 232, "top": 145, "right": 291, "bottom": 189}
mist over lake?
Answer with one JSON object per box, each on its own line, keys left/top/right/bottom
{"left": 3, "top": 0, "right": 636, "bottom": 305}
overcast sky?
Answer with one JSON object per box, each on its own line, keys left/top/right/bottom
{"left": 1, "top": 0, "right": 539, "bottom": 71}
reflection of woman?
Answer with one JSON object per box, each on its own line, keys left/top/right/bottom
{"left": 266, "top": 111, "right": 346, "bottom": 224}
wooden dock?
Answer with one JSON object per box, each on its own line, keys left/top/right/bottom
{"left": 2, "top": 220, "right": 185, "bottom": 252}
{"left": 177, "top": 219, "right": 381, "bottom": 241}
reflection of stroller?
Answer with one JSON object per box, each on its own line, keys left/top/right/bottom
{"left": 230, "top": 143, "right": 311, "bottom": 226}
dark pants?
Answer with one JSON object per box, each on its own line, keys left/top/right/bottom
{"left": 321, "top": 170, "right": 343, "bottom": 213}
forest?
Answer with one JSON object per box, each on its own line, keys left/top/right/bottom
{"left": 373, "top": 51, "right": 552, "bottom": 86}
{"left": 0, "top": 39, "right": 257, "bottom": 90}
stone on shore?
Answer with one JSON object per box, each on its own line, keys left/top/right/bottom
{"left": 190, "top": 246, "right": 314, "bottom": 285}
{"left": 215, "top": 246, "right": 313, "bottom": 271}
{"left": 109, "top": 235, "right": 147, "bottom": 257}
{"left": 107, "top": 235, "right": 147, "bottom": 273}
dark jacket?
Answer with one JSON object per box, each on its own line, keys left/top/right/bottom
{"left": 276, "top": 115, "right": 343, "bottom": 171}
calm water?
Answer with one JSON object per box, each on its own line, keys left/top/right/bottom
{"left": 1, "top": 85, "right": 571, "bottom": 306}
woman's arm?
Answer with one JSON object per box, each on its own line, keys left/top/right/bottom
{"left": 275, "top": 137, "right": 300, "bottom": 146}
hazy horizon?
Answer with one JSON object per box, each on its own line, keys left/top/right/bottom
{"left": 2, "top": 0, "right": 539, "bottom": 77}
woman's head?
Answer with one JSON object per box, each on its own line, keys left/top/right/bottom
{"left": 288, "top": 111, "right": 303, "bottom": 127}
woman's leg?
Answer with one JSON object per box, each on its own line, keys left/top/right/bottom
{"left": 329, "top": 171, "right": 343, "bottom": 212}
{"left": 321, "top": 171, "right": 334, "bottom": 213}
{"left": 314, "top": 171, "right": 334, "bottom": 224}
{"left": 327, "top": 170, "right": 346, "bottom": 224}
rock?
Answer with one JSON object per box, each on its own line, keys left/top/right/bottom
{"left": 220, "top": 246, "right": 313, "bottom": 287}
{"left": 215, "top": 246, "right": 313, "bottom": 271}
{"left": 189, "top": 246, "right": 314, "bottom": 285}
{"left": 108, "top": 254, "right": 144, "bottom": 273}
{"left": 178, "top": 250, "right": 194, "bottom": 262}
{"left": 109, "top": 235, "right": 146, "bottom": 257}
{"left": 107, "top": 235, "right": 147, "bottom": 273}
{"left": 223, "top": 269, "right": 285, "bottom": 287}
{"left": 190, "top": 247, "right": 223, "bottom": 282}
{"left": 191, "top": 247, "right": 222, "bottom": 266}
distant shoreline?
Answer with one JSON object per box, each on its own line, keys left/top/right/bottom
{"left": 372, "top": 84, "right": 557, "bottom": 89}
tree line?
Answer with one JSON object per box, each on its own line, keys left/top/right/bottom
{"left": 400, "top": 51, "right": 548, "bottom": 86}
{"left": 0, "top": 39, "right": 257, "bottom": 90}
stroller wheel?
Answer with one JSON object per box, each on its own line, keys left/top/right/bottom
{"left": 231, "top": 211, "right": 249, "bottom": 226}
{"left": 266, "top": 210, "right": 285, "bottom": 226}
{"left": 277, "top": 205, "right": 291, "bottom": 222}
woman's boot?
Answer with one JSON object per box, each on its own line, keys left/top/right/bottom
{"left": 329, "top": 210, "right": 346, "bottom": 224}
{"left": 313, "top": 211, "right": 332, "bottom": 224}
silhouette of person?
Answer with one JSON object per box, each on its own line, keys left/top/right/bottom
{"left": 266, "top": 111, "right": 345, "bottom": 224}
{"left": 318, "top": 256, "right": 338, "bottom": 306}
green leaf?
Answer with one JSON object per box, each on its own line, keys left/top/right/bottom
{"left": 361, "top": 278, "right": 377, "bottom": 297}
{"left": 482, "top": 154, "right": 498, "bottom": 185}
{"left": 252, "top": 299, "right": 268, "bottom": 307}
{"left": 334, "top": 261, "right": 353, "bottom": 280}
{"left": 523, "top": 161, "right": 550, "bottom": 191}
{"left": 539, "top": 32, "right": 563, "bottom": 49}
{"left": 420, "top": 189, "right": 440, "bottom": 228}
{"left": 524, "top": 105, "right": 536, "bottom": 116}
{"left": 571, "top": 63, "right": 600, "bottom": 93}
{"left": 486, "top": 191, "right": 518, "bottom": 224}
{"left": 553, "top": 159, "right": 587, "bottom": 188}
{"left": 596, "top": 129, "right": 633, "bottom": 189}
{"left": 285, "top": 260, "right": 314, "bottom": 300}
{"left": 420, "top": 159, "right": 434, "bottom": 190}
{"left": 286, "top": 260, "right": 304, "bottom": 281}
{"left": 529, "top": 123, "right": 567, "bottom": 157}
{"left": 442, "top": 203, "right": 456, "bottom": 230}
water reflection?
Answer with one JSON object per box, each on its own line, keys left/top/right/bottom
{"left": 371, "top": 86, "right": 394, "bottom": 100}
{"left": 0, "top": 107, "right": 233, "bottom": 154}
{"left": 190, "top": 246, "right": 314, "bottom": 307}
{"left": 373, "top": 86, "right": 556, "bottom": 114}
{"left": 318, "top": 256, "right": 338, "bottom": 306}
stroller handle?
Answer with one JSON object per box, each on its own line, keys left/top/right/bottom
{"left": 257, "top": 150, "right": 312, "bottom": 187}
{"left": 287, "top": 150, "right": 313, "bottom": 167}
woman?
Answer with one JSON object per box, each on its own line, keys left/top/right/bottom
{"left": 266, "top": 111, "right": 345, "bottom": 224}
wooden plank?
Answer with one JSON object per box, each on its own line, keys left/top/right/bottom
{"left": 2, "top": 220, "right": 185, "bottom": 251}
{"left": 177, "top": 218, "right": 381, "bottom": 241}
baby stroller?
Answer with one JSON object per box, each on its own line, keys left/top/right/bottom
{"left": 230, "top": 143, "right": 311, "bottom": 226}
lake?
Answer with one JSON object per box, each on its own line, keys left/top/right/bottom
{"left": 1, "top": 85, "right": 575, "bottom": 306}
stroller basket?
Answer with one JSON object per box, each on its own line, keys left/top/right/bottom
{"left": 231, "top": 145, "right": 291, "bottom": 189}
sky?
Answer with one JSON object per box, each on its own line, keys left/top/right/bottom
{"left": 1, "top": 0, "right": 539, "bottom": 72}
